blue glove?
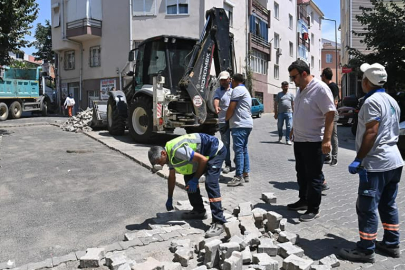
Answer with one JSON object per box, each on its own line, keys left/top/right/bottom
{"left": 348, "top": 158, "right": 362, "bottom": 174}
{"left": 187, "top": 177, "right": 199, "bottom": 193}
{"left": 166, "top": 197, "right": 173, "bottom": 211}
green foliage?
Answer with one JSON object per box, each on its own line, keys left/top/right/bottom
{"left": 9, "top": 58, "right": 38, "bottom": 69}
{"left": 0, "top": 0, "right": 39, "bottom": 66}
{"left": 32, "top": 20, "right": 54, "bottom": 62}
{"left": 347, "top": 0, "right": 405, "bottom": 91}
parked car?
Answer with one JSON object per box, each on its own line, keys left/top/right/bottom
{"left": 337, "top": 106, "right": 356, "bottom": 126}
{"left": 251, "top": 98, "right": 264, "bottom": 118}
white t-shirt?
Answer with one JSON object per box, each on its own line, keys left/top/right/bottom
{"left": 355, "top": 91, "right": 404, "bottom": 172}
{"left": 292, "top": 78, "right": 336, "bottom": 142}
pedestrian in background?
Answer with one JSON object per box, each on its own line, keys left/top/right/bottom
{"left": 213, "top": 71, "right": 233, "bottom": 174}
{"left": 148, "top": 133, "right": 227, "bottom": 238}
{"left": 321, "top": 67, "right": 339, "bottom": 166}
{"left": 226, "top": 73, "right": 253, "bottom": 187}
{"left": 60, "top": 93, "right": 66, "bottom": 116}
{"left": 274, "top": 81, "right": 294, "bottom": 145}
{"left": 287, "top": 60, "right": 336, "bottom": 222}
{"left": 64, "top": 93, "right": 75, "bottom": 117}
{"left": 339, "top": 63, "right": 403, "bottom": 263}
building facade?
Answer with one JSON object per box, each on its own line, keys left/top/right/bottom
{"left": 51, "top": 0, "right": 324, "bottom": 114}
{"left": 321, "top": 38, "right": 341, "bottom": 91}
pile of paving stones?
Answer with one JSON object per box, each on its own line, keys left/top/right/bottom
{"left": 0, "top": 192, "right": 341, "bottom": 270}
{"left": 60, "top": 108, "right": 93, "bottom": 133}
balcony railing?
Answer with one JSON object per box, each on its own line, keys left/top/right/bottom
{"left": 252, "top": 0, "right": 269, "bottom": 16}
{"left": 66, "top": 18, "right": 102, "bottom": 39}
{"left": 67, "top": 18, "right": 102, "bottom": 30}
{"left": 297, "top": 6, "right": 309, "bottom": 25}
{"left": 251, "top": 33, "right": 270, "bottom": 49}
{"left": 297, "top": 33, "right": 310, "bottom": 51}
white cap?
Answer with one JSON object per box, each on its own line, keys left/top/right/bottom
{"left": 218, "top": 71, "right": 230, "bottom": 80}
{"left": 360, "top": 63, "right": 387, "bottom": 86}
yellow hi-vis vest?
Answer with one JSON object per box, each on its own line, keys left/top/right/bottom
{"left": 165, "top": 134, "right": 203, "bottom": 175}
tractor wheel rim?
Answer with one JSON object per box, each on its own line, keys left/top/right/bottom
{"left": 132, "top": 107, "right": 148, "bottom": 135}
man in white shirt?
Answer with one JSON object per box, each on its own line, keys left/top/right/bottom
{"left": 287, "top": 60, "right": 336, "bottom": 222}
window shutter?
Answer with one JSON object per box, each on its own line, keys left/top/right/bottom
{"left": 249, "top": 15, "right": 256, "bottom": 34}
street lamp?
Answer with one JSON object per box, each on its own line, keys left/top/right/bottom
{"left": 322, "top": 17, "right": 338, "bottom": 85}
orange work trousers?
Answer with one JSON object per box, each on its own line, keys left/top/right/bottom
{"left": 68, "top": 106, "right": 73, "bottom": 117}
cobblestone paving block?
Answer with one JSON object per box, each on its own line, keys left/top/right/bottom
{"left": 139, "top": 234, "right": 164, "bottom": 245}
{"left": 10, "top": 264, "right": 28, "bottom": 270}
{"left": 283, "top": 254, "right": 313, "bottom": 270}
{"left": 148, "top": 224, "right": 170, "bottom": 230}
{"left": 79, "top": 248, "right": 105, "bottom": 268}
{"left": 174, "top": 204, "right": 193, "bottom": 211}
{"left": 243, "top": 233, "right": 261, "bottom": 248}
{"left": 224, "top": 220, "right": 242, "bottom": 238}
{"left": 239, "top": 216, "right": 261, "bottom": 237}
{"left": 118, "top": 238, "right": 143, "bottom": 250}
{"left": 125, "top": 229, "right": 165, "bottom": 240}
{"left": 161, "top": 262, "right": 182, "bottom": 270}
{"left": 277, "top": 242, "right": 304, "bottom": 258}
{"left": 204, "top": 239, "right": 222, "bottom": 269}
{"left": 222, "top": 251, "right": 242, "bottom": 270}
{"left": 191, "top": 266, "right": 207, "bottom": 270}
{"left": 310, "top": 265, "right": 331, "bottom": 270}
{"left": 246, "top": 265, "right": 266, "bottom": 270}
{"left": 179, "top": 228, "right": 204, "bottom": 236}
{"left": 319, "top": 254, "right": 340, "bottom": 268}
{"left": 261, "top": 193, "right": 277, "bottom": 204}
{"left": 258, "top": 238, "right": 278, "bottom": 257}
{"left": 26, "top": 259, "right": 52, "bottom": 270}
{"left": 0, "top": 260, "right": 15, "bottom": 269}
{"left": 173, "top": 248, "right": 193, "bottom": 267}
{"left": 252, "top": 208, "right": 267, "bottom": 222}
{"left": 280, "top": 218, "right": 287, "bottom": 231}
{"left": 162, "top": 225, "right": 183, "bottom": 233}
{"left": 131, "top": 257, "right": 164, "bottom": 270}
{"left": 219, "top": 242, "right": 241, "bottom": 261}
{"left": 266, "top": 211, "right": 283, "bottom": 233}
{"left": 228, "top": 235, "right": 248, "bottom": 250}
{"left": 51, "top": 253, "right": 77, "bottom": 267}
{"left": 224, "top": 212, "right": 238, "bottom": 222}
{"left": 252, "top": 253, "right": 278, "bottom": 270}
{"left": 105, "top": 251, "right": 127, "bottom": 270}
{"left": 116, "top": 262, "right": 131, "bottom": 270}
{"left": 241, "top": 247, "right": 252, "bottom": 264}
{"left": 75, "top": 250, "right": 86, "bottom": 260}
{"left": 170, "top": 239, "right": 192, "bottom": 253}
{"left": 159, "top": 230, "right": 182, "bottom": 241}
{"left": 278, "top": 231, "right": 298, "bottom": 244}
{"left": 238, "top": 202, "right": 253, "bottom": 217}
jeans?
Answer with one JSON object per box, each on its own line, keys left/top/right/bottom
{"left": 294, "top": 142, "right": 324, "bottom": 213}
{"left": 184, "top": 147, "right": 227, "bottom": 224}
{"left": 231, "top": 128, "right": 252, "bottom": 177}
{"left": 277, "top": 112, "right": 292, "bottom": 141}
{"left": 331, "top": 112, "right": 338, "bottom": 158}
{"left": 356, "top": 167, "right": 402, "bottom": 252}
{"left": 219, "top": 122, "right": 231, "bottom": 167}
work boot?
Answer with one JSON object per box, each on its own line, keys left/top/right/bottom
{"left": 222, "top": 165, "right": 231, "bottom": 174}
{"left": 205, "top": 223, "right": 224, "bottom": 238}
{"left": 375, "top": 241, "right": 400, "bottom": 258}
{"left": 181, "top": 210, "right": 207, "bottom": 220}
{"left": 287, "top": 199, "right": 308, "bottom": 211}
{"left": 227, "top": 175, "right": 244, "bottom": 187}
{"left": 339, "top": 248, "right": 375, "bottom": 263}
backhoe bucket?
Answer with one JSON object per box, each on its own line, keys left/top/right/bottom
{"left": 91, "top": 100, "right": 108, "bottom": 129}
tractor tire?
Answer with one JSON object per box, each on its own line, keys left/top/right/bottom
{"left": 185, "top": 124, "right": 218, "bottom": 136}
{"left": 0, "top": 103, "right": 9, "bottom": 121}
{"left": 107, "top": 96, "right": 125, "bottom": 135}
{"left": 41, "top": 100, "right": 48, "bottom": 116}
{"left": 9, "top": 101, "right": 22, "bottom": 119}
{"left": 128, "top": 96, "right": 154, "bottom": 143}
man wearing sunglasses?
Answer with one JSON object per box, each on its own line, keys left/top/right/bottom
{"left": 148, "top": 133, "right": 227, "bottom": 238}
{"left": 286, "top": 60, "right": 336, "bottom": 222}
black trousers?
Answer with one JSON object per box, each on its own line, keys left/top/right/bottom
{"left": 294, "top": 141, "right": 325, "bottom": 213}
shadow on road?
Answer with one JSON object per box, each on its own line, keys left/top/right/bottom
{"left": 269, "top": 180, "right": 299, "bottom": 191}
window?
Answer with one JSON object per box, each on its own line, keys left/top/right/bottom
{"left": 133, "top": 40, "right": 143, "bottom": 49}
{"left": 326, "top": 54, "right": 332, "bottom": 63}
{"left": 310, "top": 12, "right": 314, "bottom": 24}
{"left": 250, "top": 50, "right": 268, "bottom": 75}
{"left": 289, "top": 14, "right": 293, "bottom": 29}
{"left": 249, "top": 15, "right": 268, "bottom": 41}
{"left": 274, "top": 2, "right": 279, "bottom": 19}
{"left": 289, "top": 42, "right": 293, "bottom": 57}
{"left": 274, "top": 64, "right": 279, "bottom": 79}
{"left": 274, "top": 33, "right": 279, "bottom": 49}
{"left": 319, "top": 17, "right": 322, "bottom": 30}
{"left": 224, "top": 3, "right": 233, "bottom": 28}
{"left": 64, "top": 51, "right": 75, "bottom": 70}
{"left": 52, "top": 4, "right": 60, "bottom": 27}
{"left": 90, "top": 46, "right": 101, "bottom": 67}
{"left": 166, "top": 0, "right": 188, "bottom": 15}
{"left": 311, "top": 56, "right": 314, "bottom": 68}
{"left": 311, "top": 33, "right": 314, "bottom": 45}
{"left": 133, "top": 0, "right": 156, "bottom": 16}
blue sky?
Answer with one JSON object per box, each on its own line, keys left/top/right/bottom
{"left": 24, "top": 0, "right": 341, "bottom": 55}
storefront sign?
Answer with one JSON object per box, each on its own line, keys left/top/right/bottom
{"left": 100, "top": 79, "right": 116, "bottom": 100}
{"left": 342, "top": 67, "right": 353, "bottom": 73}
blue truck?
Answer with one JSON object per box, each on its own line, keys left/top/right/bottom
{"left": 0, "top": 67, "right": 56, "bottom": 121}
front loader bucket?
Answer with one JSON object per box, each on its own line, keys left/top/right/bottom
{"left": 91, "top": 100, "right": 108, "bottom": 129}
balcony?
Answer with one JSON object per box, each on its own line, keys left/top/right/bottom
{"left": 297, "top": 5, "right": 309, "bottom": 25}
{"left": 251, "top": 0, "right": 271, "bottom": 27}
{"left": 297, "top": 33, "right": 310, "bottom": 51}
{"left": 66, "top": 18, "right": 102, "bottom": 41}
{"left": 249, "top": 33, "right": 271, "bottom": 56}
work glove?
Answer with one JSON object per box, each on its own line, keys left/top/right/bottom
{"left": 348, "top": 158, "right": 362, "bottom": 174}
{"left": 165, "top": 197, "right": 173, "bottom": 211}
{"left": 186, "top": 177, "right": 199, "bottom": 193}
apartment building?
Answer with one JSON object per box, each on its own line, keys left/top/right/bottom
{"left": 321, "top": 38, "right": 341, "bottom": 88}
{"left": 51, "top": 0, "right": 324, "bottom": 113}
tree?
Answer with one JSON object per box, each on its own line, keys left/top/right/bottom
{"left": 347, "top": 0, "right": 405, "bottom": 91}
{"left": 0, "top": 0, "right": 38, "bottom": 66}
{"left": 32, "top": 20, "right": 54, "bottom": 63}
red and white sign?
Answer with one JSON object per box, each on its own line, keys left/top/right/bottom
{"left": 156, "top": 103, "right": 162, "bottom": 118}
{"left": 193, "top": 96, "right": 203, "bottom": 107}
{"left": 100, "top": 79, "right": 116, "bottom": 100}
{"left": 342, "top": 67, "right": 353, "bottom": 74}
